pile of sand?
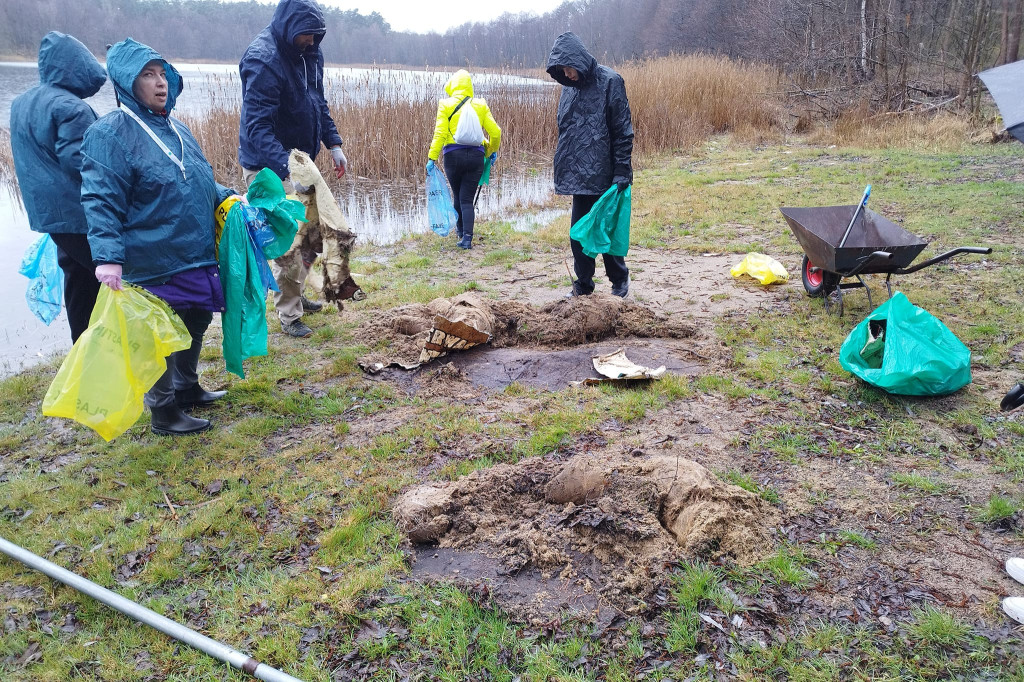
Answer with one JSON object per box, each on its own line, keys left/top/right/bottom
{"left": 394, "top": 450, "right": 776, "bottom": 614}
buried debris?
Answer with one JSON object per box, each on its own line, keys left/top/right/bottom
{"left": 358, "top": 293, "right": 694, "bottom": 374}
{"left": 574, "top": 348, "right": 667, "bottom": 385}
{"left": 394, "top": 451, "right": 776, "bottom": 620}
{"left": 359, "top": 293, "right": 493, "bottom": 373}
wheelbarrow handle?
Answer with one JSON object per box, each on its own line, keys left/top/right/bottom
{"left": 892, "top": 246, "right": 993, "bottom": 275}
{"left": 844, "top": 250, "right": 892, "bottom": 278}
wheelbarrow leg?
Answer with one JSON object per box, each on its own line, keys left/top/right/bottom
{"left": 885, "top": 274, "right": 894, "bottom": 299}
{"left": 857, "top": 275, "right": 874, "bottom": 310}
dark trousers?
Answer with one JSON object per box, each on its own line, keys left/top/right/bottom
{"left": 443, "top": 148, "right": 486, "bottom": 240}
{"left": 48, "top": 233, "right": 100, "bottom": 343}
{"left": 570, "top": 194, "right": 629, "bottom": 293}
{"left": 144, "top": 308, "right": 213, "bottom": 409}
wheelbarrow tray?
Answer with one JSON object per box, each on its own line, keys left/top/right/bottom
{"left": 780, "top": 205, "right": 927, "bottom": 275}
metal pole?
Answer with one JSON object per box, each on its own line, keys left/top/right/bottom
{"left": 838, "top": 184, "right": 872, "bottom": 249}
{"left": 0, "top": 535, "right": 305, "bottom": 682}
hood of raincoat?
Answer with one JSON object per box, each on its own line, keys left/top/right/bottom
{"left": 37, "top": 31, "right": 106, "bottom": 98}
{"left": 105, "top": 38, "right": 182, "bottom": 115}
{"left": 237, "top": 0, "right": 341, "bottom": 178}
{"left": 270, "top": 0, "right": 327, "bottom": 58}
{"left": 545, "top": 32, "right": 634, "bottom": 196}
{"left": 444, "top": 70, "right": 474, "bottom": 99}
{"left": 10, "top": 32, "right": 105, "bottom": 234}
{"left": 546, "top": 32, "right": 597, "bottom": 88}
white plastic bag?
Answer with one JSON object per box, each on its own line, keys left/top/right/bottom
{"left": 453, "top": 100, "right": 484, "bottom": 145}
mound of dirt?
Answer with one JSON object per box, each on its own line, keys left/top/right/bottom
{"left": 394, "top": 451, "right": 777, "bottom": 618}
{"left": 359, "top": 293, "right": 695, "bottom": 368}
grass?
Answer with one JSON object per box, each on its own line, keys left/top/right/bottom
{"left": 2, "top": 138, "right": 1024, "bottom": 680}
{"left": 892, "top": 471, "right": 949, "bottom": 495}
{"left": 721, "top": 469, "right": 781, "bottom": 504}
{"left": 973, "top": 494, "right": 1022, "bottom": 525}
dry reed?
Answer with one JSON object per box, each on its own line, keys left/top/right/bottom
{"left": 186, "top": 57, "right": 785, "bottom": 190}
{"left": 620, "top": 54, "right": 786, "bottom": 156}
{"left": 807, "top": 109, "right": 977, "bottom": 149}
{"left": 0, "top": 128, "right": 20, "bottom": 206}
{"left": 183, "top": 67, "right": 559, "bottom": 191}
{"left": 0, "top": 56, "right": 983, "bottom": 203}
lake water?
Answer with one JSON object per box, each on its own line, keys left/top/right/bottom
{"left": 0, "top": 63, "right": 559, "bottom": 376}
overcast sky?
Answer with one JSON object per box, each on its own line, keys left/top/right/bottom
{"left": 318, "top": 0, "right": 555, "bottom": 34}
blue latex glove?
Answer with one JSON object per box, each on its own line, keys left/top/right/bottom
{"left": 426, "top": 160, "right": 435, "bottom": 171}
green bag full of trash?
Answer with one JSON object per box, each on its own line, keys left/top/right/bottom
{"left": 569, "top": 184, "right": 631, "bottom": 259}
{"left": 839, "top": 292, "right": 971, "bottom": 396}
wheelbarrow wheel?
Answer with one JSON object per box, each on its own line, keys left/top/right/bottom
{"left": 801, "top": 255, "right": 839, "bottom": 298}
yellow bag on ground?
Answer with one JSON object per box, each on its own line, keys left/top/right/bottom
{"left": 730, "top": 253, "right": 789, "bottom": 285}
{"left": 42, "top": 286, "right": 191, "bottom": 441}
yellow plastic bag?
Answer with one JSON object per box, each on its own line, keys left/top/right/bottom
{"left": 213, "top": 195, "right": 241, "bottom": 259}
{"left": 42, "top": 286, "right": 192, "bottom": 441}
{"left": 730, "top": 253, "right": 789, "bottom": 285}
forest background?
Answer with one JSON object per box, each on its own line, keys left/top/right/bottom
{"left": 1, "top": 0, "right": 1022, "bottom": 116}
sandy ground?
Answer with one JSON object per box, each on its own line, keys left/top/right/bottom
{"left": 341, "top": 243, "right": 1024, "bottom": 625}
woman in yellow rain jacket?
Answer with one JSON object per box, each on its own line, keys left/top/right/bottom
{"left": 427, "top": 70, "right": 501, "bottom": 249}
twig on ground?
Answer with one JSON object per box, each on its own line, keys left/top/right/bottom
{"left": 505, "top": 274, "right": 546, "bottom": 284}
{"left": 162, "top": 491, "right": 179, "bottom": 520}
{"left": 818, "top": 422, "right": 864, "bottom": 437}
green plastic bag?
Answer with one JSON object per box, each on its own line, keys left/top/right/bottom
{"left": 839, "top": 292, "right": 971, "bottom": 396}
{"left": 42, "top": 285, "right": 192, "bottom": 441}
{"left": 220, "top": 168, "right": 303, "bottom": 378}
{"left": 568, "top": 185, "right": 631, "bottom": 259}
{"left": 246, "top": 168, "right": 306, "bottom": 260}
{"left": 479, "top": 152, "right": 496, "bottom": 186}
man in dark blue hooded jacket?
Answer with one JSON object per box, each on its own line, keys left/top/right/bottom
{"left": 10, "top": 32, "right": 107, "bottom": 342}
{"left": 238, "top": 0, "right": 351, "bottom": 339}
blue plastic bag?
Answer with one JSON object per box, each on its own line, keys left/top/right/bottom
{"left": 236, "top": 202, "right": 279, "bottom": 294}
{"left": 426, "top": 161, "right": 457, "bottom": 237}
{"left": 839, "top": 292, "right": 971, "bottom": 396}
{"left": 18, "top": 234, "right": 64, "bottom": 325}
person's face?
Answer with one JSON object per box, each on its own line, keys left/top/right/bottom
{"left": 562, "top": 66, "right": 580, "bottom": 81}
{"left": 293, "top": 34, "right": 316, "bottom": 52}
{"left": 134, "top": 61, "right": 168, "bottom": 111}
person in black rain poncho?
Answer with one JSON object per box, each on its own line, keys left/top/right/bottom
{"left": 546, "top": 32, "right": 634, "bottom": 298}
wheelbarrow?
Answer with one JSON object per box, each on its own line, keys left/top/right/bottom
{"left": 780, "top": 204, "right": 991, "bottom": 315}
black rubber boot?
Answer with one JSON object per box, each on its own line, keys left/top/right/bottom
{"left": 1001, "top": 384, "right": 1024, "bottom": 412}
{"left": 151, "top": 405, "right": 211, "bottom": 436}
{"left": 174, "top": 384, "right": 227, "bottom": 409}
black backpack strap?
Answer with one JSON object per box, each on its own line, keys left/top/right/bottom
{"left": 448, "top": 96, "right": 471, "bottom": 121}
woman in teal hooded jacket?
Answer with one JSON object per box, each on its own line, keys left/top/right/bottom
{"left": 80, "top": 38, "right": 236, "bottom": 436}
{"left": 10, "top": 32, "right": 106, "bottom": 342}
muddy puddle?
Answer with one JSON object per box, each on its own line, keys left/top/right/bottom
{"left": 397, "top": 452, "right": 777, "bottom": 622}
{"left": 358, "top": 293, "right": 699, "bottom": 393}
{"left": 410, "top": 547, "right": 612, "bottom": 622}
{"left": 375, "top": 339, "right": 701, "bottom": 393}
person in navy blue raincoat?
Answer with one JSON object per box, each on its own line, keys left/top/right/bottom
{"left": 80, "top": 38, "right": 235, "bottom": 436}
{"left": 10, "top": 32, "right": 106, "bottom": 342}
{"left": 239, "top": 0, "right": 358, "bottom": 339}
